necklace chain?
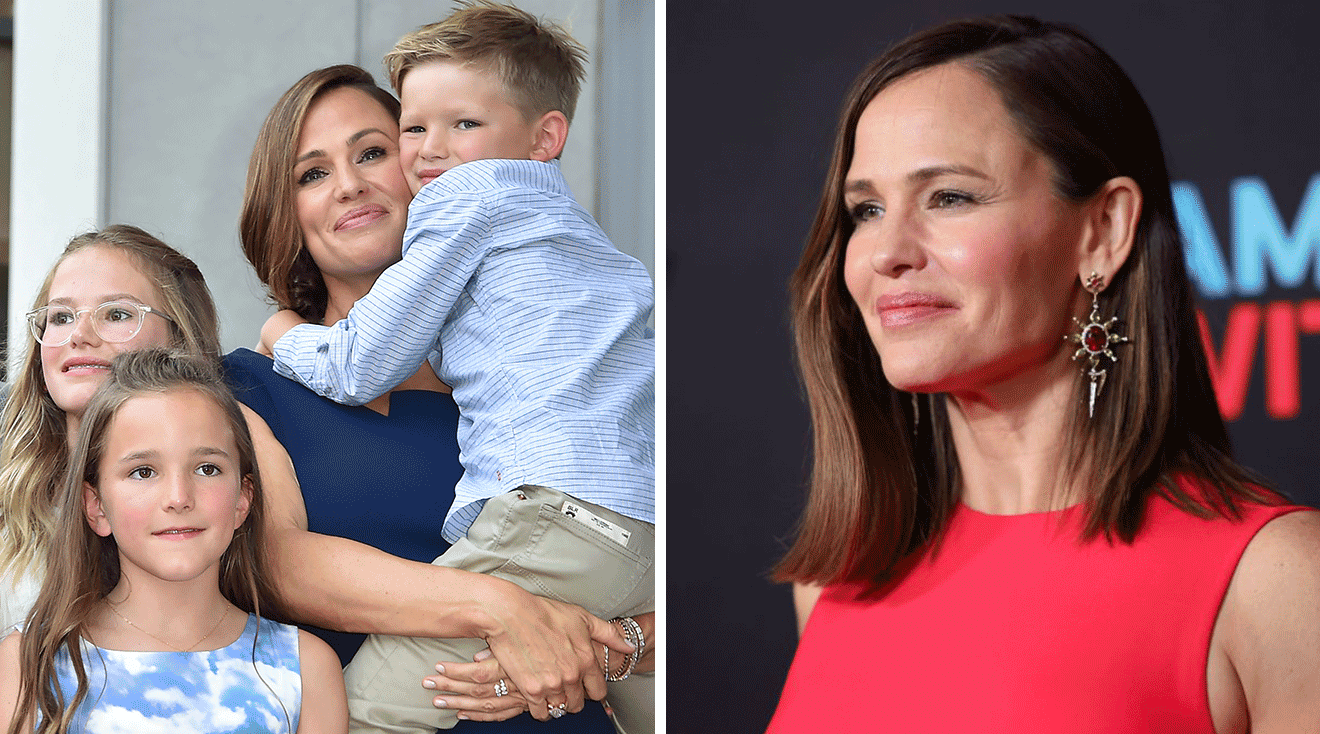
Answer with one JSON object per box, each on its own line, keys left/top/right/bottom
{"left": 107, "top": 601, "right": 229, "bottom": 653}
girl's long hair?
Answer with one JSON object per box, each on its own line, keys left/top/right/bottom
{"left": 8, "top": 349, "right": 282, "bottom": 734}
{"left": 776, "top": 15, "right": 1273, "bottom": 590}
{"left": 0, "top": 226, "right": 221, "bottom": 584}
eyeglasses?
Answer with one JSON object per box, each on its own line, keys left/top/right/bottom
{"left": 27, "top": 301, "right": 175, "bottom": 347}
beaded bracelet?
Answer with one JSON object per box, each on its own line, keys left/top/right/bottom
{"left": 603, "top": 616, "right": 645, "bottom": 681}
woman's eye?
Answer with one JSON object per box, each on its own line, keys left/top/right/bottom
{"left": 104, "top": 306, "right": 135, "bottom": 322}
{"left": 849, "top": 202, "right": 883, "bottom": 223}
{"left": 358, "top": 146, "right": 387, "bottom": 163}
{"left": 195, "top": 463, "right": 222, "bottom": 477}
{"left": 298, "top": 167, "right": 327, "bottom": 185}
{"left": 456, "top": 120, "right": 481, "bottom": 131}
{"left": 128, "top": 466, "right": 156, "bottom": 480}
{"left": 931, "top": 190, "right": 975, "bottom": 208}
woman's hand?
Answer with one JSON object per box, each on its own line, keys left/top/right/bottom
{"left": 424, "top": 611, "right": 657, "bottom": 722}
{"left": 424, "top": 658, "right": 532, "bottom": 723}
{"left": 473, "top": 579, "right": 633, "bottom": 721}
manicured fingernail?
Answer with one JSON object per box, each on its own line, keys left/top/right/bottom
{"left": 474, "top": 649, "right": 492, "bottom": 661}
{"left": 434, "top": 698, "right": 448, "bottom": 708}
{"left": 457, "top": 714, "right": 470, "bottom": 721}
{"left": 423, "top": 679, "right": 436, "bottom": 689}
{"left": 435, "top": 663, "right": 446, "bottom": 674}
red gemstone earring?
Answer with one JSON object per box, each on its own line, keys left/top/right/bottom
{"left": 1066, "top": 271, "right": 1129, "bottom": 417}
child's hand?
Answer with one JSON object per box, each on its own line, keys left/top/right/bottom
{"left": 258, "top": 310, "right": 308, "bottom": 357}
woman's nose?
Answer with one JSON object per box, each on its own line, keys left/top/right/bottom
{"left": 334, "top": 166, "right": 368, "bottom": 201}
{"left": 861, "top": 211, "right": 926, "bottom": 277}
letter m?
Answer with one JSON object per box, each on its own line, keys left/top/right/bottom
{"left": 1232, "top": 173, "right": 1320, "bottom": 295}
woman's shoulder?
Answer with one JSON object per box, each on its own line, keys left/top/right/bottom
{"left": 1216, "top": 509, "right": 1320, "bottom": 726}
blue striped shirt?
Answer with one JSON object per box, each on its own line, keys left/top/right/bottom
{"left": 273, "top": 159, "right": 654, "bottom": 542}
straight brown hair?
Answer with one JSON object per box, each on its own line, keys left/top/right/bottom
{"left": 8, "top": 349, "right": 284, "bottom": 734}
{"left": 240, "top": 64, "right": 401, "bottom": 323}
{"left": 776, "top": 15, "right": 1274, "bottom": 589}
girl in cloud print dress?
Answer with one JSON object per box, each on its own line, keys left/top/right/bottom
{"left": 0, "top": 350, "right": 346, "bottom": 734}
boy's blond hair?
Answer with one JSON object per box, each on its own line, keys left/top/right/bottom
{"left": 385, "top": 1, "right": 587, "bottom": 123}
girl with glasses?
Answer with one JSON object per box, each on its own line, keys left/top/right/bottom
{"left": 27, "top": 300, "right": 175, "bottom": 348}
{"left": 0, "top": 225, "right": 221, "bottom": 631}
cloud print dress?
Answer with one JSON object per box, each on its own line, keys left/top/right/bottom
{"left": 50, "top": 614, "right": 301, "bottom": 733}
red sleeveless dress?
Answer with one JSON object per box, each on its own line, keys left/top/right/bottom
{"left": 768, "top": 483, "right": 1308, "bottom": 732}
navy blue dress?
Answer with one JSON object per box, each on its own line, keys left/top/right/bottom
{"left": 224, "top": 348, "right": 615, "bottom": 733}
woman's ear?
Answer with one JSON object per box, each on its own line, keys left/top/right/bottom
{"left": 234, "top": 476, "right": 254, "bottom": 529}
{"left": 529, "top": 111, "right": 569, "bottom": 162}
{"left": 84, "top": 482, "right": 112, "bottom": 538}
{"left": 1079, "top": 175, "right": 1142, "bottom": 280}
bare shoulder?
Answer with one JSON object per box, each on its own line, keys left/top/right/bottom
{"left": 0, "top": 631, "right": 24, "bottom": 726}
{"left": 0, "top": 629, "right": 21, "bottom": 675}
{"left": 295, "top": 629, "right": 347, "bottom": 734}
{"left": 297, "top": 628, "right": 342, "bottom": 679}
{"left": 1221, "top": 509, "right": 1320, "bottom": 730}
{"left": 1232, "top": 510, "right": 1320, "bottom": 595}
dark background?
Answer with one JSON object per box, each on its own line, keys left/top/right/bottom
{"left": 667, "top": 2, "right": 1320, "bottom": 731}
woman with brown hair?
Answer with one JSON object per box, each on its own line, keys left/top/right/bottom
{"left": 225, "top": 64, "right": 650, "bottom": 731}
{"left": 769, "top": 15, "right": 1320, "bottom": 731}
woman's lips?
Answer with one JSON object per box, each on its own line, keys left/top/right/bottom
{"left": 874, "top": 292, "right": 957, "bottom": 328}
{"left": 335, "top": 204, "right": 388, "bottom": 231}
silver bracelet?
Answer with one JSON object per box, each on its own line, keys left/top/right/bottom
{"left": 604, "top": 616, "right": 644, "bottom": 681}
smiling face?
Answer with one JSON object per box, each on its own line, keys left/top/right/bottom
{"left": 398, "top": 60, "right": 547, "bottom": 193}
{"left": 84, "top": 390, "right": 251, "bottom": 590}
{"left": 841, "top": 63, "right": 1092, "bottom": 397}
{"left": 294, "top": 86, "right": 414, "bottom": 296}
{"left": 40, "top": 246, "right": 175, "bottom": 430}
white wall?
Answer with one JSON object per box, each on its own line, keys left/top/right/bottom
{"left": 10, "top": 0, "right": 654, "bottom": 367}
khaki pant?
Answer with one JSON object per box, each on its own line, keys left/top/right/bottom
{"left": 344, "top": 486, "right": 655, "bottom": 734}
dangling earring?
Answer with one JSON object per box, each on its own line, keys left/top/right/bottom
{"left": 1066, "top": 271, "right": 1129, "bottom": 418}
{"left": 911, "top": 392, "right": 921, "bottom": 439}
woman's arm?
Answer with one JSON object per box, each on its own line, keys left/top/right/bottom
{"left": 296, "top": 629, "right": 348, "bottom": 734}
{"left": 1218, "top": 510, "right": 1320, "bottom": 731}
{"left": 243, "top": 405, "right": 632, "bottom": 717}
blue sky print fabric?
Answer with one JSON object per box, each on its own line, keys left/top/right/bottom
{"left": 50, "top": 614, "right": 301, "bottom": 733}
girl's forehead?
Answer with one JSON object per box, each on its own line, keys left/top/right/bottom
{"left": 49, "top": 246, "right": 162, "bottom": 306}
{"left": 104, "top": 390, "right": 236, "bottom": 450}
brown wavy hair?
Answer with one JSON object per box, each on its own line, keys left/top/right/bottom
{"left": 7, "top": 349, "right": 284, "bottom": 734}
{"left": 776, "top": 15, "right": 1273, "bottom": 590}
{"left": 239, "top": 64, "right": 401, "bottom": 323}
{"left": 0, "top": 225, "right": 221, "bottom": 583}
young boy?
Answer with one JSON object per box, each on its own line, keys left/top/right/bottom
{"left": 262, "top": 4, "right": 654, "bottom": 733}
